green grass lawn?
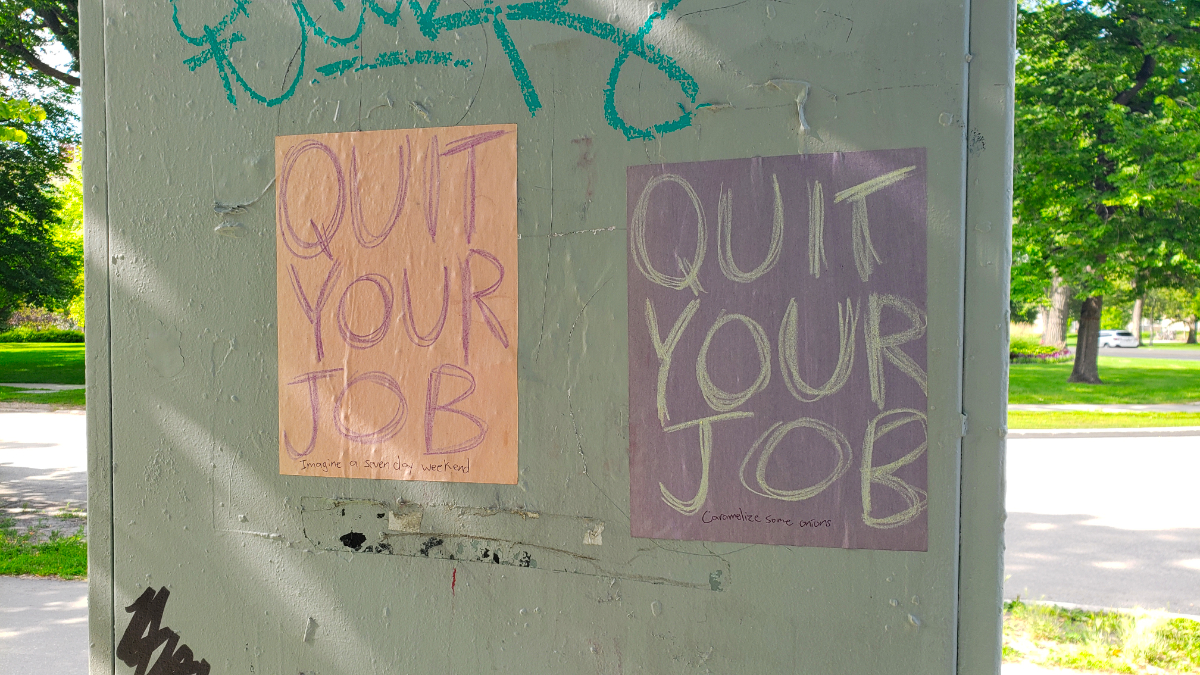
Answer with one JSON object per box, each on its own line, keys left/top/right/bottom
{"left": 0, "top": 519, "right": 87, "bottom": 579}
{"left": 1009, "top": 410, "right": 1200, "bottom": 429}
{"left": 1009, "top": 356, "right": 1200, "bottom": 404}
{"left": 0, "top": 343, "right": 85, "bottom": 384}
{"left": 0, "top": 385, "right": 84, "bottom": 406}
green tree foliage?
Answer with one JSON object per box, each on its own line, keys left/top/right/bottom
{"left": 0, "top": 89, "right": 79, "bottom": 324}
{"left": 55, "top": 154, "right": 81, "bottom": 326}
{"left": 0, "top": 4, "right": 81, "bottom": 326}
{"left": 1187, "top": 289, "right": 1200, "bottom": 341}
{"left": 1010, "top": 260, "right": 1052, "bottom": 324}
{"left": 0, "top": 1, "right": 78, "bottom": 87}
{"left": 1101, "top": 301, "right": 1132, "bottom": 330}
{"left": 0, "top": 95, "right": 42, "bottom": 142}
{"left": 1143, "top": 285, "right": 1199, "bottom": 337}
{"left": 1014, "top": 0, "right": 1200, "bottom": 382}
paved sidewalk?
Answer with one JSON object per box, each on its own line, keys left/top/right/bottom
{"left": 0, "top": 577, "right": 88, "bottom": 675}
{"left": 1009, "top": 402, "right": 1200, "bottom": 412}
{"left": 1010, "top": 426, "right": 1200, "bottom": 438}
{"left": 0, "top": 383, "right": 86, "bottom": 392}
{"left": 0, "top": 409, "right": 87, "bottom": 539}
{"left": 1, "top": 409, "right": 90, "bottom": 675}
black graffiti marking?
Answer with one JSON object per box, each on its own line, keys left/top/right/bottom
{"left": 117, "top": 587, "right": 211, "bottom": 675}
{"left": 419, "top": 536, "right": 445, "bottom": 557}
{"left": 339, "top": 531, "right": 367, "bottom": 550}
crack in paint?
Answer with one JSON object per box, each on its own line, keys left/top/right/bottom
{"left": 563, "top": 280, "right": 629, "bottom": 519}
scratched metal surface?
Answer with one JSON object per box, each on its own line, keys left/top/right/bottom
{"left": 83, "top": 0, "right": 1010, "bottom": 672}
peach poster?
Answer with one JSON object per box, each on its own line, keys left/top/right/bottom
{"left": 275, "top": 125, "right": 517, "bottom": 484}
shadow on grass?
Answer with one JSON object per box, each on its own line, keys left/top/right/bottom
{"left": 0, "top": 343, "right": 85, "bottom": 385}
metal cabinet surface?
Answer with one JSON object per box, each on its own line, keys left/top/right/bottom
{"left": 83, "top": 0, "right": 1013, "bottom": 672}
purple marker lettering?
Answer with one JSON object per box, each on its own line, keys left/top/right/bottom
{"left": 336, "top": 273, "right": 394, "bottom": 350}
{"left": 401, "top": 266, "right": 450, "bottom": 347}
{"left": 424, "top": 364, "right": 487, "bottom": 455}
{"left": 332, "top": 371, "right": 408, "bottom": 444}
{"left": 288, "top": 261, "right": 343, "bottom": 362}
{"left": 424, "top": 135, "right": 441, "bottom": 242}
{"left": 278, "top": 140, "right": 345, "bottom": 260}
{"left": 283, "top": 368, "right": 343, "bottom": 459}
{"left": 460, "top": 249, "right": 509, "bottom": 366}
{"left": 441, "top": 130, "right": 510, "bottom": 244}
{"left": 349, "top": 137, "right": 411, "bottom": 249}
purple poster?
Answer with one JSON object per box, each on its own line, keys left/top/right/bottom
{"left": 627, "top": 149, "right": 929, "bottom": 551}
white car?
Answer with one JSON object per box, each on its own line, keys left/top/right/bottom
{"left": 1098, "top": 330, "right": 1139, "bottom": 348}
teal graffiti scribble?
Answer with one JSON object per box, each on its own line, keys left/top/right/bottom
{"left": 602, "top": 0, "right": 695, "bottom": 139}
{"left": 314, "top": 50, "right": 467, "bottom": 78}
{"left": 489, "top": 16, "right": 541, "bottom": 115}
{"left": 172, "top": 0, "right": 305, "bottom": 107}
{"left": 315, "top": 57, "right": 359, "bottom": 77}
{"left": 169, "top": 0, "right": 699, "bottom": 139}
{"left": 357, "top": 49, "right": 468, "bottom": 73}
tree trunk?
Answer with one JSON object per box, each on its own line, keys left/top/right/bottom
{"left": 1188, "top": 317, "right": 1197, "bottom": 344}
{"left": 1068, "top": 296, "right": 1103, "bottom": 383}
{"left": 1131, "top": 297, "right": 1144, "bottom": 346}
{"left": 1041, "top": 277, "right": 1071, "bottom": 347}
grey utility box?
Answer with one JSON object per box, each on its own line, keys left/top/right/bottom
{"left": 83, "top": 0, "right": 1013, "bottom": 673}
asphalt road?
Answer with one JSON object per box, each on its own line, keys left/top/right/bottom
{"left": 1098, "top": 345, "right": 1200, "bottom": 360}
{"left": 1005, "top": 432, "right": 1200, "bottom": 614}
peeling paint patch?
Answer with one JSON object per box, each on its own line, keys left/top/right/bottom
{"left": 300, "top": 498, "right": 728, "bottom": 590}
{"left": 213, "top": 177, "right": 274, "bottom": 214}
{"left": 145, "top": 321, "right": 185, "bottom": 379}
{"left": 213, "top": 222, "right": 246, "bottom": 237}
{"left": 968, "top": 128, "right": 986, "bottom": 156}
{"left": 419, "top": 536, "right": 445, "bottom": 557}
{"left": 584, "top": 523, "right": 604, "bottom": 546}
{"left": 388, "top": 506, "right": 423, "bottom": 532}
